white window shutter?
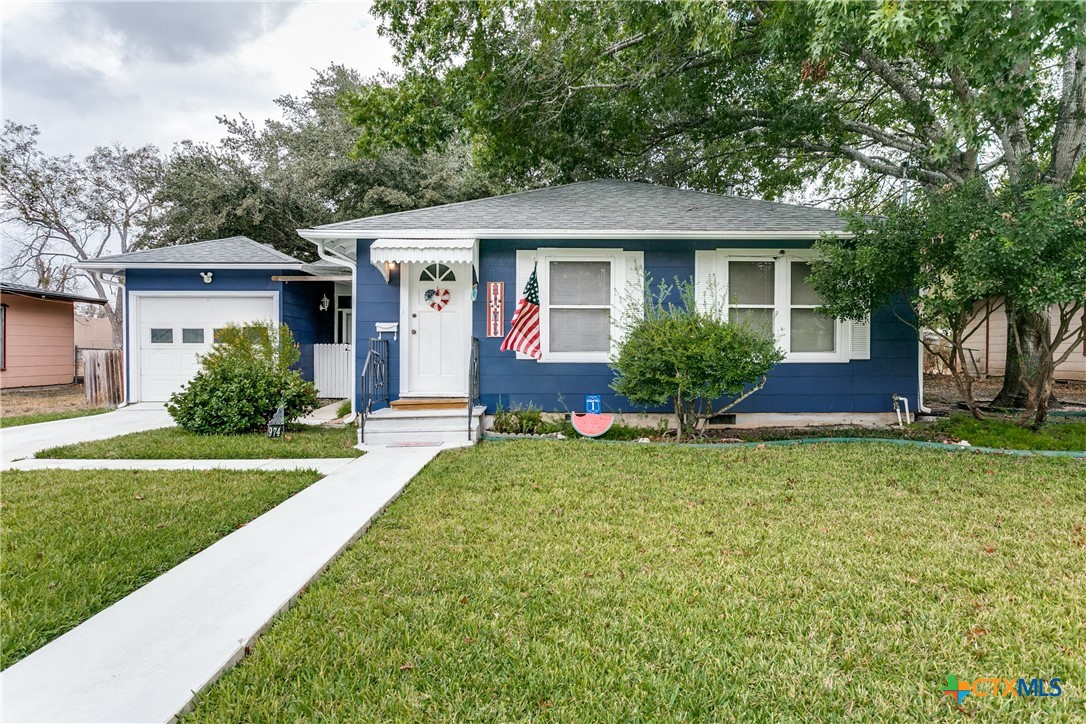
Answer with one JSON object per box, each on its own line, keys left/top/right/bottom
{"left": 694, "top": 250, "right": 719, "bottom": 315}
{"left": 849, "top": 318, "right": 871, "bottom": 359}
{"left": 514, "top": 250, "right": 537, "bottom": 360}
{"left": 622, "top": 251, "right": 645, "bottom": 321}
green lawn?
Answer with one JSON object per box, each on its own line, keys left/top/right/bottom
{"left": 186, "top": 442, "right": 1086, "bottom": 722}
{"left": 0, "top": 408, "right": 110, "bottom": 428}
{"left": 36, "top": 425, "right": 362, "bottom": 459}
{"left": 0, "top": 468, "right": 321, "bottom": 668}
{"left": 934, "top": 415, "right": 1086, "bottom": 451}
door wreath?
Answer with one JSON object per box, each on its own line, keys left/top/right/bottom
{"left": 425, "top": 288, "right": 451, "bottom": 311}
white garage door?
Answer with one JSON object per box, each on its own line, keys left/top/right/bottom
{"left": 135, "top": 295, "right": 278, "bottom": 402}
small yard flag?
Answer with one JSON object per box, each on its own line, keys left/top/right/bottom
{"left": 500, "top": 264, "right": 542, "bottom": 359}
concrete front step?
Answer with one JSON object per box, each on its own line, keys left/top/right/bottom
{"left": 362, "top": 405, "right": 485, "bottom": 444}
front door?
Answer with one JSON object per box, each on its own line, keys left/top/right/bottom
{"left": 404, "top": 262, "right": 471, "bottom": 396}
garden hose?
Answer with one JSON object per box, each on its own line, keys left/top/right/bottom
{"left": 483, "top": 434, "right": 1086, "bottom": 458}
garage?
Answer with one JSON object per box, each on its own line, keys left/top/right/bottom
{"left": 133, "top": 294, "right": 278, "bottom": 402}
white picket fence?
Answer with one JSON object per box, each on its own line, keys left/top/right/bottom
{"left": 314, "top": 344, "right": 352, "bottom": 398}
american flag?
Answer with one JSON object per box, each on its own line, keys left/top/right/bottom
{"left": 500, "top": 264, "right": 542, "bottom": 359}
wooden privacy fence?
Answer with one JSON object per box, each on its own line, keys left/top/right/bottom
{"left": 83, "top": 349, "right": 124, "bottom": 407}
{"left": 314, "top": 344, "right": 352, "bottom": 398}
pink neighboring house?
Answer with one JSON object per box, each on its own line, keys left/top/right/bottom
{"left": 0, "top": 282, "right": 106, "bottom": 389}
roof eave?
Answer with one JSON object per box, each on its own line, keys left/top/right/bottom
{"left": 75, "top": 262, "right": 305, "bottom": 272}
{"left": 298, "top": 228, "right": 853, "bottom": 242}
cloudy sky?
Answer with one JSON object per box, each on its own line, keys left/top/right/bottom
{"left": 2, "top": 1, "right": 397, "bottom": 157}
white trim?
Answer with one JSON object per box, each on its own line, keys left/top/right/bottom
{"left": 78, "top": 263, "right": 304, "bottom": 271}
{"left": 300, "top": 229, "right": 852, "bottom": 242}
{"left": 398, "top": 265, "right": 410, "bottom": 394}
{"left": 128, "top": 291, "right": 280, "bottom": 402}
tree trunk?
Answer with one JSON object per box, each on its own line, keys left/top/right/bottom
{"left": 991, "top": 314, "right": 1031, "bottom": 407}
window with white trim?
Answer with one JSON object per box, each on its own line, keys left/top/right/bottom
{"left": 789, "top": 260, "right": 835, "bottom": 353}
{"left": 695, "top": 249, "right": 870, "bottom": 363}
{"left": 515, "top": 248, "right": 643, "bottom": 362}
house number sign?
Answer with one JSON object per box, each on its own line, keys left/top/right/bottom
{"left": 487, "top": 282, "right": 504, "bottom": 337}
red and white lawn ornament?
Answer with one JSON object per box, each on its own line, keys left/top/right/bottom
{"left": 570, "top": 413, "right": 615, "bottom": 438}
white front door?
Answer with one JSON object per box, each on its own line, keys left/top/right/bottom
{"left": 404, "top": 262, "right": 471, "bottom": 396}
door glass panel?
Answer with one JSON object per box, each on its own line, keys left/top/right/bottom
{"left": 420, "top": 263, "right": 455, "bottom": 282}
{"left": 728, "top": 261, "right": 775, "bottom": 305}
{"left": 550, "top": 261, "right": 610, "bottom": 305}
{"left": 182, "top": 328, "right": 205, "bottom": 344}
{"left": 550, "top": 308, "right": 610, "bottom": 352}
{"left": 150, "top": 328, "right": 173, "bottom": 344}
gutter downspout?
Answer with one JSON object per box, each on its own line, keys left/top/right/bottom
{"left": 917, "top": 337, "right": 932, "bottom": 414}
{"left": 91, "top": 271, "right": 129, "bottom": 407}
{"left": 314, "top": 240, "right": 358, "bottom": 418}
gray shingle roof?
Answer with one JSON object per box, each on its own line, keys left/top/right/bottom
{"left": 310, "top": 180, "right": 849, "bottom": 235}
{"left": 82, "top": 236, "right": 301, "bottom": 267}
{"left": 0, "top": 282, "right": 105, "bottom": 304}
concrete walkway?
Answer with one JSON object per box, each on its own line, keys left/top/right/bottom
{"left": 0, "top": 404, "right": 174, "bottom": 466}
{"left": 0, "top": 443, "right": 465, "bottom": 723}
{"left": 8, "top": 457, "right": 358, "bottom": 475}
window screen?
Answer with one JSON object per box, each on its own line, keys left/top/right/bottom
{"left": 790, "top": 261, "right": 834, "bottom": 352}
{"left": 548, "top": 261, "right": 611, "bottom": 353}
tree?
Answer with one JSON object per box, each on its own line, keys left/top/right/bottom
{"left": 969, "top": 185, "right": 1086, "bottom": 426}
{"left": 611, "top": 280, "right": 784, "bottom": 440}
{"left": 1, "top": 122, "right": 163, "bottom": 345}
{"left": 145, "top": 65, "right": 500, "bottom": 258}
{"left": 811, "top": 181, "right": 1086, "bottom": 428}
{"left": 357, "top": 0, "right": 1086, "bottom": 401}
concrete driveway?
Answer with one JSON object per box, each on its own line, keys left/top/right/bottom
{"left": 1, "top": 404, "right": 174, "bottom": 466}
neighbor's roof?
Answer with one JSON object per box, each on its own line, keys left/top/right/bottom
{"left": 77, "top": 236, "right": 303, "bottom": 272}
{"left": 0, "top": 282, "right": 105, "bottom": 305}
{"left": 300, "top": 180, "right": 850, "bottom": 241}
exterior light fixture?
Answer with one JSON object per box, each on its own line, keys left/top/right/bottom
{"left": 319, "top": 294, "right": 330, "bottom": 311}
{"left": 200, "top": 272, "right": 213, "bottom": 284}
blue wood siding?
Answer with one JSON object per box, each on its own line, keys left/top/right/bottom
{"left": 354, "top": 241, "right": 401, "bottom": 412}
{"left": 124, "top": 269, "right": 327, "bottom": 398}
{"left": 353, "top": 238, "right": 919, "bottom": 415}
{"left": 281, "top": 280, "right": 335, "bottom": 381}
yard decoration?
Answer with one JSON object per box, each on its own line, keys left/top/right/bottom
{"left": 571, "top": 413, "right": 614, "bottom": 438}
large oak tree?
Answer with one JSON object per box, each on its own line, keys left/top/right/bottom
{"left": 351, "top": 0, "right": 1086, "bottom": 404}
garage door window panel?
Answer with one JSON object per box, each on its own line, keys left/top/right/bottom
{"left": 182, "top": 328, "right": 205, "bottom": 344}
{"left": 150, "top": 328, "right": 173, "bottom": 344}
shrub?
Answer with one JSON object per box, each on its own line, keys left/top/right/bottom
{"left": 611, "top": 279, "right": 785, "bottom": 440}
{"left": 335, "top": 400, "right": 352, "bottom": 418}
{"left": 492, "top": 402, "right": 546, "bottom": 435}
{"left": 168, "top": 322, "right": 318, "bottom": 435}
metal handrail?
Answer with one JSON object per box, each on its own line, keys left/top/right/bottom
{"left": 467, "top": 337, "right": 480, "bottom": 440}
{"left": 359, "top": 338, "right": 389, "bottom": 443}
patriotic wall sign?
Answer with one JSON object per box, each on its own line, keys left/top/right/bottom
{"left": 487, "top": 282, "right": 504, "bottom": 337}
{"left": 499, "top": 265, "right": 542, "bottom": 359}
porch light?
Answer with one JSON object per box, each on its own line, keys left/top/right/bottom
{"left": 319, "top": 294, "right": 330, "bottom": 312}
{"left": 387, "top": 260, "right": 397, "bottom": 270}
